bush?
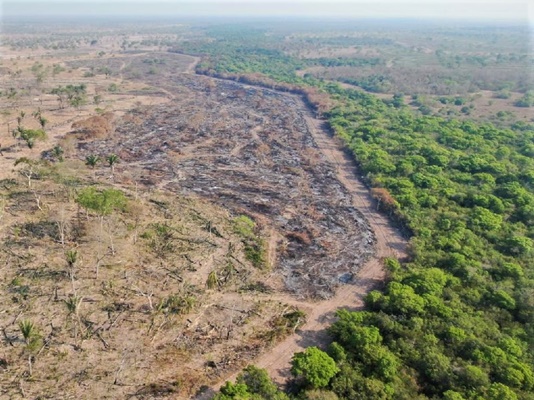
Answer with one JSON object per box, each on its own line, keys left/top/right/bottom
{"left": 291, "top": 347, "right": 339, "bottom": 389}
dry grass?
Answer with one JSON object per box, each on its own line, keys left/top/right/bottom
{"left": 0, "top": 42, "right": 299, "bottom": 399}
{"left": 0, "top": 163, "right": 296, "bottom": 399}
{"left": 0, "top": 29, "right": 378, "bottom": 399}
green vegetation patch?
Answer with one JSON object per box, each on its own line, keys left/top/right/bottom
{"left": 232, "top": 215, "right": 268, "bottom": 270}
{"left": 324, "top": 85, "right": 534, "bottom": 399}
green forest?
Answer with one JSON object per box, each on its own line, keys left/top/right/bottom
{"left": 188, "top": 24, "right": 534, "bottom": 400}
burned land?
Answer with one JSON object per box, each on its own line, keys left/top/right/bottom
{"left": 0, "top": 38, "right": 381, "bottom": 397}
{"left": 0, "top": 46, "right": 378, "bottom": 399}
{"left": 74, "top": 54, "right": 376, "bottom": 299}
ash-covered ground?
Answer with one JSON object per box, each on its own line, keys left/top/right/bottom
{"left": 78, "top": 71, "right": 375, "bottom": 298}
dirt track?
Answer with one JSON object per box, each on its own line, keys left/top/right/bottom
{"left": 250, "top": 109, "right": 408, "bottom": 385}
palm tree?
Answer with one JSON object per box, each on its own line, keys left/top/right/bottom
{"left": 18, "top": 320, "right": 36, "bottom": 345}
{"left": 66, "top": 249, "right": 78, "bottom": 269}
{"left": 52, "top": 145, "right": 64, "bottom": 162}
{"left": 106, "top": 154, "right": 119, "bottom": 178}
{"left": 85, "top": 154, "right": 100, "bottom": 179}
{"left": 64, "top": 295, "right": 83, "bottom": 316}
{"left": 65, "top": 249, "right": 79, "bottom": 291}
{"left": 39, "top": 116, "right": 47, "bottom": 130}
{"left": 16, "top": 111, "right": 25, "bottom": 128}
{"left": 206, "top": 270, "right": 219, "bottom": 289}
{"left": 18, "top": 319, "right": 39, "bottom": 377}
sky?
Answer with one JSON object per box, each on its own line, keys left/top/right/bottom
{"left": 1, "top": 0, "right": 532, "bottom": 22}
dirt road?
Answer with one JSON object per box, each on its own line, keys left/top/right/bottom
{"left": 247, "top": 109, "right": 407, "bottom": 385}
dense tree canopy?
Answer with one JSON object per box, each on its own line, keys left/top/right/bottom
{"left": 323, "top": 85, "right": 534, "bottom": 400}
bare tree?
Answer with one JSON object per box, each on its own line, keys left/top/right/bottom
{"left": 51, "top": 206, "right": 70, "bottom": 246}
{"left": 14, "top": 158, "right": 37, "bottom": 188}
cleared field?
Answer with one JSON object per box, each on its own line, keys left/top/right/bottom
{"left": 75, "top": 63, "right": 376, "bottom": 299}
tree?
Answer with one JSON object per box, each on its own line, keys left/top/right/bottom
{"left": 370, "top": 187, "right": 398, "bottom": 214}
{"left": 106, "top": 153, "right": 119, "bottom": 178}
{"left": 31, "top": 61, "right": 48, "bottom": 85}
{"left": 14, "top": 157, "right": 38, "bottom": 187}
{"left": 206, "top": 270, "right": 219, "bottom": 289}
{"left": 383, "top": 282, "right": 426, "bottom": 315}
{"left": 18, "top": 319, "right": 41, "bottom": 377}
{"left": 330, "top": 365, "right": 391, "bottom": 400}
{"left": 367, "top": 346, "right": 399, "bottom": 381}
{"left": 38, "top": 115, "right": 47, "bottom": 130}
{"left": 51, "top": 86, "right": 68, "bottom": 109}
{"left": 502, "top": 236, "right": 532, "bottom": 257}
{"left": 18, "top": 320, "right": 37, "bottom": 346}
{"left": 486, "top": 383, "right": 518, "bottom": 400}
{"left": 66, "top": 249, "right": 78, "bottom": 270}
{"left": 16, "top": 110, "right": 25, "bottom": 128}
{"left": 215, "top": 366, "right": 289, "bottom": 399}
{"left": 236, "top": 365, "right": 287, "bottom": 399}
{"left": 392, "top": 93, "right": 404, "bottom": 108}
{"left": 460, "top": 365, "right": 490, "bottom": 390}
{"left": 64, "top": 293, "right": 84, "bottom": 343}
{"left": 52, "top": 205, "right": 70, "bottom": 245}
{"left": 65, "top": 249, "right": 79, "bottom": 290}
{"left": 214, "top": 381, "right": 251, "bottom": 399}
{"left": 514, "top": 91, "right": 534, "bottom": 107}
{"left": 85, "top": 155, "right": 100, "bottom": 179}
{"left": 491, "top": 290, "right": 516, "bottom": 311}
{"left": 52, "top": 145, "right": 64, "bottom": 162}
{"left": 443, "top": 390, "right": 466, "bottom": 400}
{"left": 66, "top": 84, "right": 87, "bottom": 108}
{"left": 52, "top": 64, "right": 65, "bottom": 76}
{"left": 51, "top": 84, "right": 87, "bottom": 109}
{"left": 76, "top": 187, "right": 127, "bottom": 219}
{"left": 76, "top": 187, "right": 127, "bottom": 276}
{"left": 468, "top": 206, "right": 503, "bottom": 232}
{"left": 18, "top": 128, "right": 47, "bottom": 149}
{"left": 291, "top": 347, "right": 339, "bottom": 388}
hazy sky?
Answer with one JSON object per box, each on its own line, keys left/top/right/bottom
{"left": 2, "top": 0, "right": 532, "bottom": 22}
